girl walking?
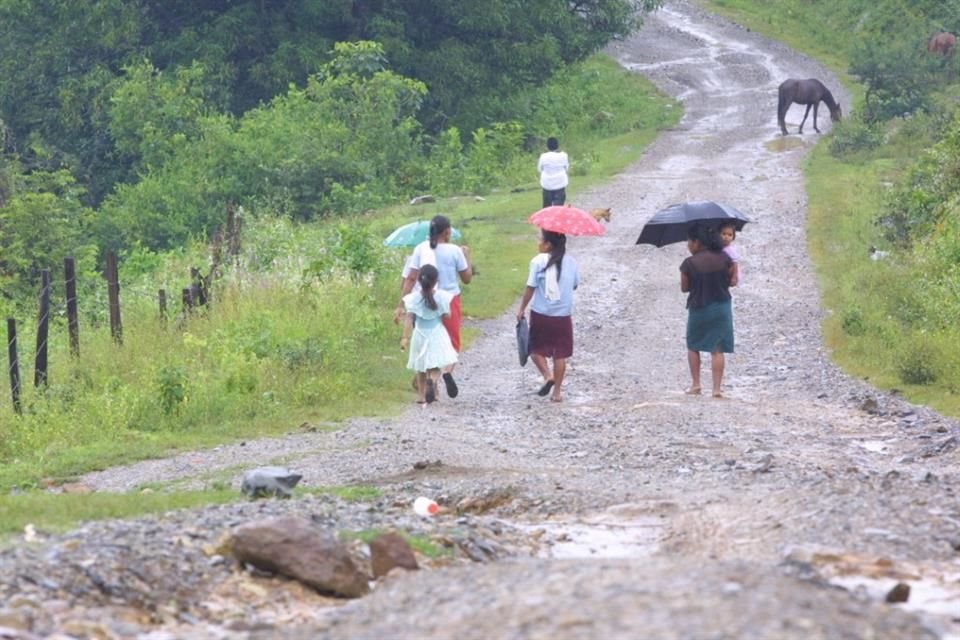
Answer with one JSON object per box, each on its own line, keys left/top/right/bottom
{"left": 397, "top": 215, "right": 472, "bottom": 398}
{"left": 515, "top": 230, "right": 579, "bottom": 402}
{"left": 400, "top": 264, "right": 458, "bottom": 404}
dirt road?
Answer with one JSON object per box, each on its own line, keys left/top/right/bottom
{"left": 3, "top": 1, "right": 959, "bottom": 638}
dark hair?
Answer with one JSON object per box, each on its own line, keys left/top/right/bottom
{"left": 718, "top": 221, "right": 737, "bottom": 240}
{"left": 541, "top": 230, "right": 567, "bottom": 279}
{"left": 418, "top": 264, "right": 439, "bottom": 310}
{"left": 687, "top": 222, "right": 724, "bottom": 252}
{"left": 547, "top": 137, "right": 559, "bottom": 151}
{"left": 429, "top": 215, "right": 451, "bottom": 249}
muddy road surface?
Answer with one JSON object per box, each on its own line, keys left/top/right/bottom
{"left": 3, "top": 1, "right": 959, "bottom": 638}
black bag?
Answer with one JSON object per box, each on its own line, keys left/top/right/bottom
{"left": 516, "top": 317, "right": 530, "bottom": 366}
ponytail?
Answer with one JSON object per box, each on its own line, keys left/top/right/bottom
{"left": 429, "top": 215, "right": 451, "bottom": 250}
{"left": 418, "top": 264, "right": 439, "bottom": 310}
{"left": 542, "top": 230, "right": 566, "bottom": 280}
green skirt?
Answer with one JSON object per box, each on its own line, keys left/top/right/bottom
{"left": 686, "top": 299, "right": 734, "bottom": 353}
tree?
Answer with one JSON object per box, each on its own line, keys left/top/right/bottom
{"left": 0, "top": 170, "right": 97, "bottom": 299}
{"left": 0, "top": 0, "right": 660, "bottom": 205}
{"left": 849, "top": 36, "right": 940, "bottom": 122}
{"left": 0, "top": 0, "right": 146, "bottom": 200}
{"left": 108, "top": 60, "right": 212, "bottom": 173}
{"left": 96, "top": 42, "right": 430, "bottom": 251}
{"left": 358, "top": 0, "right": 662, "bottom": 131}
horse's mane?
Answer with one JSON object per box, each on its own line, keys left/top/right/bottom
{"left": 820, "top": 87, "right": 838, "bottom": 110}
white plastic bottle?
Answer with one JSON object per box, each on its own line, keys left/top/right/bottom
{"left": 413, "top": 496, "right": 439, "bottom": 517}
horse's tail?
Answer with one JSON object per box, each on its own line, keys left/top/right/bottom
{"left": 777, "top": 83, "right": 789, "bottom": 123}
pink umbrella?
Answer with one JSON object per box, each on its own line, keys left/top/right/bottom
{"left": 528, "top": 205, "right": 605, "bottom": 236}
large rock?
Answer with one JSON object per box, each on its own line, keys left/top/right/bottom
{"left": 229, "top": 517, "right": 369, "bottom": 598}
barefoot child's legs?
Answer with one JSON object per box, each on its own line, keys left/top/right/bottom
{"left": 416, "top": 372, "right": 428, "bottom": 403}
{"left": 426, "top": 368, "right": 441, "bottom": 403}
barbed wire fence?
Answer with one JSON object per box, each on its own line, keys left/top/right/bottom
{"left": 3, "top": 203, "right": 243, "bottom": 415}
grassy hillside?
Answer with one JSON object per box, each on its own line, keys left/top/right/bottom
{"left": 704, "top": 0, "right": 960, "bottom": 414}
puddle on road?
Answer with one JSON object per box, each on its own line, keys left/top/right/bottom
{"left": 857, "top": 439, "right": 893, "bottom": 453}
{"left": 830, "top": 574, "right": 960, "bottom": 639}
{"left": 516, "top": 508, "right": 663, "bottom": 559}
{"left": 764, "top": 137, "right": 806, "bottom": 152}
{"left": 804, "top": 551, "right": 960, "bottom": 639}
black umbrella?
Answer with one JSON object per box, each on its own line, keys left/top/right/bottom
{"left": 636, "top": 201, "right": 751, "bottom": 247}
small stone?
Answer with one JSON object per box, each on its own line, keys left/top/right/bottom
{"left": 885, "top": 582, "right": 910, "bottom": 603}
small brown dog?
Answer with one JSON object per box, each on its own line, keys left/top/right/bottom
{"left": 590, "top": 207, "right": 612, "bottom": 222}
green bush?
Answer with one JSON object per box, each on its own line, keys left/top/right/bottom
{"left": 829, "top": 115, "right": 884, "bottom": 157}
{"left": 841, "top": 307, "right": 867, "bottom": 336}
{"left": 897, "top": 339, "right": 939, "bottom": 385}
{"left": 157, "top": 365, "right": 189, "bottom": 415}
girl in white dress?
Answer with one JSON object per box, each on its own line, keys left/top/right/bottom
{"left": 400, "top": 264, "right": 458, "bottom": 404}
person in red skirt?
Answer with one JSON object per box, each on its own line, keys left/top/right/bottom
{"left": 397, "top": 215, "right": 472, "bottom": 398}
{"left": 515, "top": 230, "right": 579, "bottom": 402}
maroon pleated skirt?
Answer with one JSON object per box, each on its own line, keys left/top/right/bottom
{"left": 528, "top": 310, "right": 573, "bottom": 359}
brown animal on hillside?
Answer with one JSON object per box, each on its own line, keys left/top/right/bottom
{"left": 928, "top": 32, "right": 956, "bottom": 56}
{"left": 590, "top": 207, "right": 612, "bottom": 222}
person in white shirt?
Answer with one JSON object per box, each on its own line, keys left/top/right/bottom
{"left": 397, "top": 215, "right": 472, "bottom": 399}
{"left": 538, "top": 137, "right": 569, "bottom": 208}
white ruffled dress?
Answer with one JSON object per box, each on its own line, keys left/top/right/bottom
{"left": 404, "top": 289, "right": 458, "bottom": 373}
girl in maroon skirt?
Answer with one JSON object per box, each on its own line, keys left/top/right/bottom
{"left": 515, "top": 230, "right": 580, "bottom": 402}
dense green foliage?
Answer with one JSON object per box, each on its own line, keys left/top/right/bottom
{"left": 98, "top": 42, "right": 433, "bottom": 253}
{"left": 707, "top": 0, "right": 960, "bottom": 407}
{"left": 1, "top": 2, "right": 665, "bottom": 296}
{"left": 0, "top": 0, "right": 661, "bottom": 204}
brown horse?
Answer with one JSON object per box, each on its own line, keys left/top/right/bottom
{"left": 928, "top": 32, "right": 957, "bottom": 56}
{"left": 777, "top": 78, "right": 842, "bottom": 136}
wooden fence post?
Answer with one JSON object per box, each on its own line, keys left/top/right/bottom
{"left": 7, "top": 318, "right": 21, "bottom": 414}
{"left": 106, "top": 251, "right": 123, "bottom": 344}
{"left": 64, "top": 256, "right": 80, "bottom": 356}
{"left": 158, "top": 289, "right": 167, "bottom": 326}
{"left": 35, "top": 269, "right": 50, "bottom": 388}
{"left": 190, "top": 267, "right": 207, "bottom": 306}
